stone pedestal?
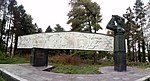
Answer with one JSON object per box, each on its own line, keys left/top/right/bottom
{"left": 114, "top": 33, "right": 126, "bottom": 71}
{"left": 30, "top": 48, "right": 48, "bottom": 67}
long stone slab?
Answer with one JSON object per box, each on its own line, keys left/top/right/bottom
{"left": 18, "top": 32, "right": 114, "bottom": 51}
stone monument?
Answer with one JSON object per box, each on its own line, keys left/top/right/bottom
{"left": 30, "top": 48, "right": 48, "bottom": 66}
{"left": 106, "top": 15, "right": 126, "bottom": 72}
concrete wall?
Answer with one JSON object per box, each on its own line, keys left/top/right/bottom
{"left": 18, "top": 32, "right": 114, "bottom": 51}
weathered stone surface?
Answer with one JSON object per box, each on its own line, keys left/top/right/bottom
{"left": 18, "top": 32, "right": 113, "bottom": 51}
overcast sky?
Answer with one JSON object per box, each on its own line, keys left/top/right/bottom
{"left": 16, "top": 0, "right": 149, "bottom": 33}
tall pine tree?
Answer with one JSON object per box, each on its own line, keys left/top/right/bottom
{"left": 67, "top": 0, "right": 102, "bottom": 33}
{"left": 133, "top": 0, "right": 146, "bottom": 62}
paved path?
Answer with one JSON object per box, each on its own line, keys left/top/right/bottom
{"left": 0, "top": 64, "right": 150, "bottom": 81}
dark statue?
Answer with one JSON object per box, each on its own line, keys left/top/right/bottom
{"left": 106, "top": 15, "right": 126, "bottom": 72}
{"left": 106, "top": 15, "right": 125, "bottom": 33}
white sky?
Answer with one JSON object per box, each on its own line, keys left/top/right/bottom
{"left": 16, "top": 0, "right": 149, "bottom": 33}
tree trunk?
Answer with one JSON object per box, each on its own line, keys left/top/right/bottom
{"left": 131, "top": 44, "right": 135, "bottom": 62}
{"left": 135, "top": 43, "right": 138, "bottom": 62}
{"left": 142, "top": 40, "right": 146, "bottom": 62}
{"left": 127, "top": 38, "right": 131, "bottom": 61}
{"left": 89, "top": 23, "right": 92, "bottom": 33}
{"left": 13, "top": 8, "right": 21, "bottom": 55}
{"left": 14, "top": 34, "right": 18, "bottom": 55}
{"left": 10, "top": 34, "right": 14, "bottom": 58}
{"left": 138, "top": 41, "right": 141, "bottom": 62}
{"left": 0, "top": 17, "right": 6, "bottom": 52}
{"left": 148, "top": 50, "right": 150, "bottom": 62}
{"left": 5, "top": 19, "right": 11, "bottom": 54}
{"left": 93, "top": 52, "right": 97, "bottom": 64}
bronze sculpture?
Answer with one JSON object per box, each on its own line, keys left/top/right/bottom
{"left": 106, "top": 15, "right": 126, "bottom": 72}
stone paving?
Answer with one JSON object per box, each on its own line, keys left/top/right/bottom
{"left": 0, "top": 64, "right": 150, "bottom": 81}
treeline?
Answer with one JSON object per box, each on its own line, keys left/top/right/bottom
{"left": 0, "top": 0, "right": 38, "bottom": 57}
{"left": 0, "top": 0, "right": 150, "bottom": 63}
{"left": 123, "top": 0, "right": 148, "bottom": 62}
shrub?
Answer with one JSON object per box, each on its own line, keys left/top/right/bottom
{"left": 49, "top": 54, "right": 81, "bottom": 65}
{"left": 0, "top": 51, "right": 8, "bottom": 60}
{"left": 72, "top": 50, "right": 95, "bottom": 60}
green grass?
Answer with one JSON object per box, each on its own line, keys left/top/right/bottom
{"left": 0, "top": 76, "right": 6, "bottom": 81}
{"left": 49, "top": 63, "right": 100, "bottom": 74}
{"left": 0, "top": 51, "right": 29, "bottom": 64}
{"left": 0, "top": 56, "right": 29, "bottom": 64}
{"left": 127, "top": 62, "right": 150, "bottom": 69}
{"left": 145, "top": 78, "right": 150, "bottom": 81}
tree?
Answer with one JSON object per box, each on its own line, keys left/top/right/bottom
{"left": 34, "top": 23, "right": 38, "bottom": 32}
{"left": 45, "top": 25, "right": 53, "bottom": 32}
{"left": 67, "top": 0, "right": 102, "bottom": 33}
{"left": 133, "top": 0, "right": 146, "bottom": 62}
{"left": 37, "top": 28, "right": 43, "bottom": 33}
{"left": 20, "top": 14, "right": 37, "bottom": 35}
{"left": 145, "top": 1, "right": 150, "bottom": 62}
{"left": 123, "top": 0, "right": 146, "bottom": 62}
{"left": 0, "top": 0, "right": 9, "bottom": 52}
{"left": 67, "top": 0, "right": 102, "bottom": 64}
{"left": 0, "top": 0, "right": 37, "bottom": 56}
{"left": 54, "top": 24, "right": 65, "bottom": 32}
{"left": 9, "top": 3, "right": 37, "bottom": 55}
{"left": 123, "top": 7, "right": 137, "bottom": 61}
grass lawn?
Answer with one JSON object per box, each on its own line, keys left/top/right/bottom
{"left": 145, "top": 78, "right": 150, "bottom": 81}
{"left": 0, "top": 76, "right": 6, "bottom": 81}
{"left": 48, "top": 61, "right": 150, "bottom": 74}
{"left": 0, "top": 56, "right": 29, "bottom": 64}
{"left": 127, "top": 62, "right": 150, "bottom": 69}
{"left": 49, "top": 63, "right": 101, "bottom": 74}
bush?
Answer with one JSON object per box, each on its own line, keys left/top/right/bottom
{"left": 0, "top": 76, "right": 5, "bottom": 81}
{"left": 72, "top": 50, "right": 95, "bottom": 60}
{"left": 0, "top": 51, "right": 8, "bottom": 60}
{"left": 49, "top": 54, "right": 81, "bottom": 65}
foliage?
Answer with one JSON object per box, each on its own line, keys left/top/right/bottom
{"left": 123, "top": 0, "right": 146, "bottom": 62}
{"left": 0, "top": 51, "right": 29, "bottom": 64}
{"left": 67, "top": 0, "right": 102, "bottom": 33}
{"left": 0, "top": 76, "right": 6, "bottom": 81}
{"left": 0, "top": 56, "right": 29, "bottom": 64}
{"left": 49, "top": 54, "right": 81, "bottom": 65}
{"left": 50, "top": 63, "right": 100, "bottom": 74}
{"left": 20, "top": 14, "right": 37, "bottom": 35}
{"left": 145, "top": 78, "right": 150, "bottom": 81}
{"left": 0, "top": 0, "right": 37, "bottom": 55}
{"left": 127, "top": 62, "right": 150, "bottom": 69}
{"left": 45, "top": 25, "right": 53, "bottom": 32}
{"left": 54, "top": 24, "right": 65, "bottom": 32}
{"left": 72, "top": 50, "right": 95, "bottom": 60}
{"left": 48, "top": 51, "right": 113, "bottom": 65}
{"left": 133, "top": 0, "right": 146, "bottom": 62}
{"left": 0, "top": 51, "right": 7, "bottom": 60}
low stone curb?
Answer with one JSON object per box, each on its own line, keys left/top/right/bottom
{"left": 136, "top": 74, "right": 150, "bottom": 81}
{"left": 0, "top": 68, "right": 28, "bottom": 81}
